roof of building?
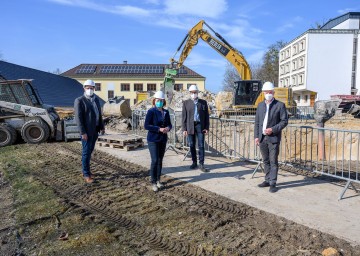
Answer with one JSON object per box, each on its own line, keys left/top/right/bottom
{"left": 321, "top": 12, "right": 360, "bottom": 29}
{"left": 62, "top": 63, "right": 205, "bottom": 79}
{"left": 0, "top": 61, "right": 85, "bottom": 107}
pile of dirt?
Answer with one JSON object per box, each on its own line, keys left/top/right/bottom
{"left": 132, "top": 90, "right": 216, "bottom": 112}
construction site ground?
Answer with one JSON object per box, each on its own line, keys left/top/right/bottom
{"left": 1, "top": 134, "right": 360, "bottom": 255}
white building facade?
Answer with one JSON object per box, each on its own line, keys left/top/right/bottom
{"left": 279, "top": 12, "right": 360, "bottom": 106}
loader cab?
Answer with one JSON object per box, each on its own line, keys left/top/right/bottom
{"left": 233, "top": 80, "right": 262, "bottom": 106}
{"left": 0, "top": 79, "right": 42, "bottom": 107}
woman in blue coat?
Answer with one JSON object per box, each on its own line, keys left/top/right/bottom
{"left": 144, "top": 91, "right": 172, "bottom": 192}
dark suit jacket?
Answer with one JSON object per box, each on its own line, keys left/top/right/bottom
{"left": 254, "top": 99, "right": 288, "bottom": 143}
{"left": 74, "top": 95, "right": 104, "bottom": 136}
{"left": 182, "top": 98, "right": 209, "bottom": 135}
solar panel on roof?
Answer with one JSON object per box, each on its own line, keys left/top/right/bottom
{"left": 76, "top": 65, "right": 96, "bottom": 74}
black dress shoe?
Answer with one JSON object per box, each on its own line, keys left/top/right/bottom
{"left": 199, "top": 164, "right": 209, "bottom": 172}
{"left": 190, "top": 162, "right": 198, "bottom": 169}
{"left": 258, "top": 181, "right": 270, "bottom": 188}
{"left": 269, "top": 185, "right": 278, "bottom": 193}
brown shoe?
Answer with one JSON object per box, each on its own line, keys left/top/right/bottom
{"left": 84, "top": 177, "right": 94, "bottom": 183}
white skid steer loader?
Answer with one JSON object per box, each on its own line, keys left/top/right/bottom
{"left": 0, "top": 78, "right": 79, "bottom": 147}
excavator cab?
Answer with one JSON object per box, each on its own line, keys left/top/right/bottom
{"left": 233, "top": 80, "right": 262, "bottom": 106}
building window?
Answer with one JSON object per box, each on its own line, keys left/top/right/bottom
{"left": 95, "top": 83, "right": 101, "bottom": 91}
{"left": 108, "top": 90, "right": 114, "bottom": 99}
{"left": 352, "top": 56, "right": 357, "bottom": 71}
{"left": 293, "top": 45, "right": 297, "bottom": 55}
{"left": 292, "top": 76, "right": 296, "bottom": 86}
{"left": 134, "top": 83, "right": 143, "bottom": 91}
{"left": 298, "top": 96, "right": 301, "bottom": 102}
{"left": 352, "top": 73, "right": 356, "bottom": 89}
{"left": 285, "top": 78, "right": 289, "bottom": 86}
{"left": 147, "top": 83, "right": 156, "bottom": 91}
{"left": 187, "top": 83, "right": 196, "bottom": 89}
{"left": 134, "top": 99, "right": 137, "bottom": 105}
{"left": 286, "top": 49, "right": 290, "bottom": 58}
{"left": 300, "top": 40, "right": 305, "bottom": 51}
{"left": 174, "top": 84, "right": 183, "bottom": 91}
{"left": 300, "top": 58, "right": 304, "bottom": 68}
{"left": 121, "top": 83, "right": 130, "bottom": 91}
{"left": 292, "top": 61, "right": 296, "bottom": 70}
{"left": 281, "top": 52, "right": 284, "bottom": 61}
{"left": 304, "top": 95, "right": 308, "bottom": 103}
{"left": 299, "top": 74, "right": 304, "bottom": 84}
{"left": 353, "top": 38, "right": 358, "bottom": 55}
{"left": 280, "top": 66, "right": 284, "bottom": 75}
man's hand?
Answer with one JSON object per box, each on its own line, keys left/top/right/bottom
{"left": 183, "top": 131, "right": 188, "bottom": 136}
{"left": 81, "top": 134, "right": 88, "bottom": 141}
{"left": 255, "top": 138, "right": 260, "bottom": 146}
{"left": 264, "top": 128, "right": 273, "bottom": 135}
{"left": 202, "top": 129, "right": 208, "bottom": 134}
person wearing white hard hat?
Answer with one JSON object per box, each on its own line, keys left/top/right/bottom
{"left": 254, "top": 81, "right": 288, "bottom": 193}
{"left": 182, "top": 85, "right": 210, "bottom": 172}
{"left": 144, "top": 90, "right": 172, "bottom": 192}
{"left": 74, "top": 79, "right": 105, "bottom": 183}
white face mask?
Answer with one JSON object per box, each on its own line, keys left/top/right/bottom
{"left": 191, "top": 93, "right": 198, "bottom": 100}
{"left": 85, "top": 88, "right": 94, "bottom": 97}
{"left": 265, "top": 93, "right": 273, "bottom": 101}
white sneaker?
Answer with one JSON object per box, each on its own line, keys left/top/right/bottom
{"left": 152, "top": 184, "right": 158, "bottom": 192}
{"left": 156, "top": 181, "right": 164, "bottom": 189}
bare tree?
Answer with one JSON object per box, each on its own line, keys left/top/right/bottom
{"left": 222, "top": 62, "right": 240, "bottom": 92}
{"left": 249, "top": 61, "right": 263, "bottom": 80}
{"left": 52, "top": 68, "right": 62, "bottom": 75}
{"left": 257, "top": 40, "right": 287, "bottom": 86}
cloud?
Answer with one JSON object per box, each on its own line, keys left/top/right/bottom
{"left": 276, "top": 16, "right": 303, "bottom": 33}
{"left": 337, "top": 8, "right": 357, "bottom": 14}
{"left": 164, "top": 0, "right": 228, "bottom": 18}
{"left": 47, "top": 0, "right": 151, "bottom": 17}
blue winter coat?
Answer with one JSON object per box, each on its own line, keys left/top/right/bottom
{"left": 144, "top": 107, "right": 172, "bottom": 143}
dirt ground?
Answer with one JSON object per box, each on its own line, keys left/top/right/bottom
{"left": 1, "top": 142, "right": 360, "bottom": 256}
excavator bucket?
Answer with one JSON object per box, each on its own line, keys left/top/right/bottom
{"left": 103, "top": 96, "right": 132, "bottom": 118}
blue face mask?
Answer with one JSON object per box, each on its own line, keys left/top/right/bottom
{"left": 155, "top": 101, "right": 163, "bottom": 108}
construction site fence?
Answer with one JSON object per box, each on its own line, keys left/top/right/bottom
{"left": 132, "top": 110, "right": 359, "bottom": 200}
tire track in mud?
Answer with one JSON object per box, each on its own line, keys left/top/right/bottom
{"left": 28, "top": 142, "right": 360, "bottom": 255}
{"left": 33, "top": 147, "right": 199, "bottom": 255}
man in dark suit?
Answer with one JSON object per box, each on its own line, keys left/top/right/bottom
{"left": 74, "top": 79, "right": 105, "bottom": 183}
{"left": 182, "top": 85, "right": 210, "bottom": 172}
{"left": 254, "top": 81, "right": 288, "bottom": 192}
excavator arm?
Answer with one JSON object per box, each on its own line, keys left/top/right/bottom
{"left": 170, "top": 20, "right": 252, "bottom": 80}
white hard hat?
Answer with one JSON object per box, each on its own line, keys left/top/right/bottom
{"left": 153, "top": 90, "right": 165, "bottom": 99}
{"left": 262, "top": 81, "right": 274, "bottom": 91}
{"left": 83, "top": 79, "right": 95, "bottom": 87}
{"left": 188, "top": 84, "right": 199, "bottom": 92}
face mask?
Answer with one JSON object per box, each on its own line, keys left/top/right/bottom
{"left": 155, "top": 101, "right": 163, "bottom": 108}
{"left": 265, "top": 93, "right": 273, "bottom": 101}
{"left": 191, "top": 93, "right": 198, "bottom": 100}
{"left": 85, "top": 88, "right": 94, "bottom": 97}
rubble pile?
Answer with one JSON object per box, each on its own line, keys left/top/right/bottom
{"left": 104, "top": 116, "right": 132, "bottom": 133}
{"left": 132, "top": 90, "right": 217, "bottom": 112}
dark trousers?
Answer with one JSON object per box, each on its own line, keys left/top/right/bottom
{"left": 259, "top": 136, "right": 280, "bottom": 185}
{"left": 81, "top": 133, "right": 98, "bottom": 178}
{"left": 187, "top": 123, "right": 205, "bottom": 165}
{"left": 148, "top": 141, "right": 166, "bottom": 184}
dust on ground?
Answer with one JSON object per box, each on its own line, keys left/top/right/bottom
{"left": 0, "top": 142, "right": 359, "bottom": 256}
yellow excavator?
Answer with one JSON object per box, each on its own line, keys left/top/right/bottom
{"left": 166, "top": 20, "right": 295, "bottom": 113}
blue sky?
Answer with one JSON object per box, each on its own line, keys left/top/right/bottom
{"left": 1, "top": 0, "right": 359, "bottom": 93}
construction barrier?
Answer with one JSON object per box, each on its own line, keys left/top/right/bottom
{"left": 132, "top": 110, "right": 359, "bottom": 200}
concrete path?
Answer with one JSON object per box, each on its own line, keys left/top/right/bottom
{"left": 95, "top": 140, "right": 360, "bottom": 246}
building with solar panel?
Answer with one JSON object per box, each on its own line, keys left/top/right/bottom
{"left": 62, "top": 62, "right": 205, "bottom": 105}
{"left": 62, "top": 61, "right": 205, "bottom": 105}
